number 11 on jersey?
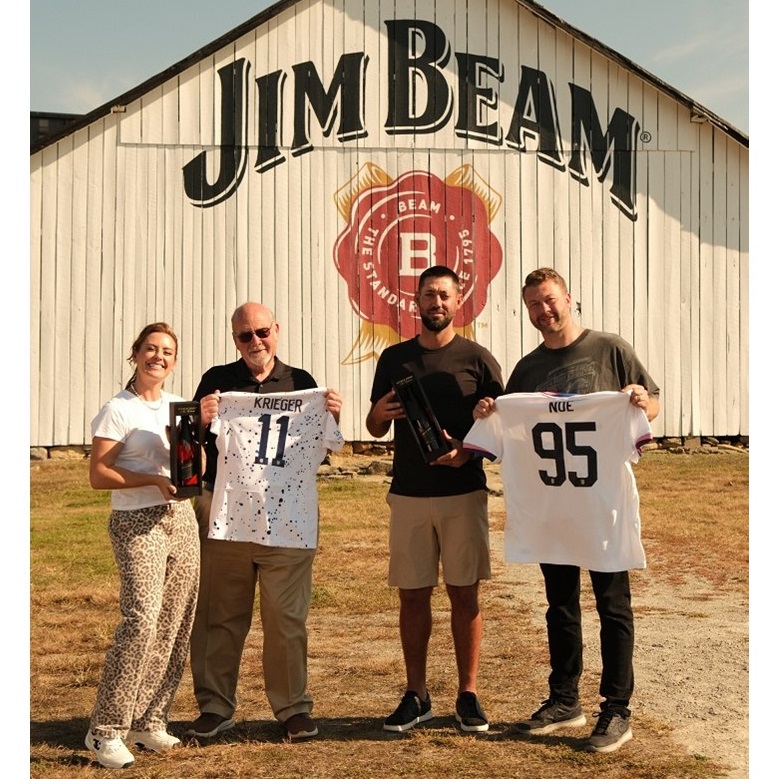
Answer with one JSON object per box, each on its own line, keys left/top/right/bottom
{"left": 255, "top": 413, "right": 289, "bottom": 467}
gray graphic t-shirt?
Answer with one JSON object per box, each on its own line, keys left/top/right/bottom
{"left": 507, "top": 329, "right": 660, "bottom": 396}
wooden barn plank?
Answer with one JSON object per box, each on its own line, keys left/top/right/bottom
{"left": 711, "top": 131, "right": 728, "bottom": 435}
{"left": 67, "top": 127, "right": 90, "bottom": 443}
{"left": 696, "top": 125, "right": 715, "bottom": 436}
{"left": 725, "top": 137, "right": 742, "bottom": 435}
{"left": 99, "top": 118, "right": 121, "bottom": 410}
{"left": 645, "top": 144, "right": 666, "bottom": 433}
{"left": 678, "top": 148, "right": 694, "bottom": 435}
{"left": 661, "top": 149, "right": 682, "bottom": 436}
{"left": 52, "top": 135, "right": 74, "bottom": 444}
{"left": 141, "top": 85, "right": 164, "bottom": 145}
{"left": 738, "top": 143, "right": 749, "bottom": 437}
{"left": 687, "top": 126, "right": 702, "bottom": 436}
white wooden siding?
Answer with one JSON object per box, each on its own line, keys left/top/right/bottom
{"left": 30, "top": 0, "right": 749, "bottom": 447}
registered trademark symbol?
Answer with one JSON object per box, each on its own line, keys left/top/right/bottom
{"left": 640, "top": 131, "right": 652, "bottom": 143}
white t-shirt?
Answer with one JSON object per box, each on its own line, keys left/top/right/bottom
{"left": 464, "top": 391, "right": 653, "bottom": 571}
{"left": 91, "top": 389, "right": 183, "bottom": 510}
{"left": 209, "top": 389, "right": 344, "bottom": 548}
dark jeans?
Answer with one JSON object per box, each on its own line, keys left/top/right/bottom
{"left": 540, "top": 563, "right": 634, "bottom": 710}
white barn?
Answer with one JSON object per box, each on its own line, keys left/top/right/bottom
{"left": 30, "top": 0, "right": 748, "bottom": 449}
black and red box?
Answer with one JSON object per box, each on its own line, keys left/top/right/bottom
{"left": 169, "top": 401, "right": 203, "bottom": 497}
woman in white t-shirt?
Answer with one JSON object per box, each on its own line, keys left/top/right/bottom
{"left": 83, "top": 322, "right": 199, "bottom": 770}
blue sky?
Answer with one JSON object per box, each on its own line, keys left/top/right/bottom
{"left": 29, "top": 0, "right": 749, "bottom": 133}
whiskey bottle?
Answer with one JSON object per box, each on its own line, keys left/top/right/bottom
{"left": 176, "top": 414, "right": 198, "bottom": 486}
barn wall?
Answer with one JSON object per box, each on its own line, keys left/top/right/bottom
{"left": 29, "top": 0, "right": 749, "bottom": 446}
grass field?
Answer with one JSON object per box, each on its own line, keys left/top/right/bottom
{"left": 30, "top": 451, "right": 748, "bottom": 778}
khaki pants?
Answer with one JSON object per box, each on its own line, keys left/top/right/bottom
{"left": 190, "top": 490, "right": 315, "bottom": 723}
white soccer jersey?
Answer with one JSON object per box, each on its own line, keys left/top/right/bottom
{"left": 209, "top": 389, "right": 344, "bottom": 548}
{"left": 464, "top": 391, "right": 653, "bottom": 571}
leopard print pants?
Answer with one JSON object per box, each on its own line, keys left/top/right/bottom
{"left": 89, "top": 500, "right": 199, "bottom": 737}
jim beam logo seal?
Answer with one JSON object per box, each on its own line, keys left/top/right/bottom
{"left": 333, "top": 164, "right": 503, "bottom": 364}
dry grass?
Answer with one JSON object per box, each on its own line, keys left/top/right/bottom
{"left": 29, "top": 452, "right": 748, "bottom": 778}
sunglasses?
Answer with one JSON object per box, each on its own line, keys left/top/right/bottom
{"left": 234, "top": 326, "right": 273, "bottom": 343}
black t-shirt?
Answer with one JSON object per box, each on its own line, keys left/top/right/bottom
{"left": 506, "top": 329, "right": 660, "bottom": 396}
{"left": 194, "top": 358, "right": 317, "bottom": 484}
{"left": 371, "top": 334, "right": 504, "bottom": 497}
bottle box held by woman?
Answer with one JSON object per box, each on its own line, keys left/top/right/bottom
{"left": 170, "top": 402, "right": 203, "bottom": 497}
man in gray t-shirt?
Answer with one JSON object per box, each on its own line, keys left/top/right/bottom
{"left": 475, "top": 267, "right": 659, "bottom": 754}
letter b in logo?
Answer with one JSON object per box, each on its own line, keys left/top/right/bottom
{"left": 399, "top": 232, "right": 437, "bottom": 275}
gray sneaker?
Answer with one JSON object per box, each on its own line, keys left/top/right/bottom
{"left": 517, "top": 698, "right": 587, "bottom": 735}
{"left": 586, "top": 707, "right": 633, "bottom": 753}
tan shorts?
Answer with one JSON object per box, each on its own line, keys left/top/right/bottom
{"left": 387, "top": 490, "right": 491, "bottom": 589}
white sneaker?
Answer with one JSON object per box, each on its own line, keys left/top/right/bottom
{"left": 126, "top": 729, "right": 182, "bottom": 752}
{"left": 84, "top": 730, "right": 135, "bottom": 769}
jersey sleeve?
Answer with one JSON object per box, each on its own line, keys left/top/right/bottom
{"left": 628, "top": 401, "right": 654, "bottom": 462}
{"left": 209, "top": 392, "right": 248, "bottom": 441}
{"left": 324, "top": 408, "right": 345, "bottom": 451}
{"left": 209, "top": 410, "right": 223, "bottom": 438}
{"left": 463, "top": 412, "right": 504, "bottom": 462}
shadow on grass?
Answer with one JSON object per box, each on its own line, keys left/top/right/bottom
{"left": 32, "top": 714, "right": 592, "bottom": 750}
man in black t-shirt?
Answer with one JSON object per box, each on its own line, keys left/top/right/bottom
{"left": 366, "top": 266, "right": 504, "bottom": 734}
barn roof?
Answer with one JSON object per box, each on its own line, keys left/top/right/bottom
{"left": 30, "top": 0, "right": 748, "bottom": 154}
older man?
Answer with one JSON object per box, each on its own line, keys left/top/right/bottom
{"left": 186, "top": 303, "right": 342, "bottom": 742}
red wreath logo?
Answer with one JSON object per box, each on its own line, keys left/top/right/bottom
{"left": 333, "top": 164, "right": 503, "bottom": 363}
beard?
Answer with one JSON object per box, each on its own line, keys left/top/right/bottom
{"left": 243, "top": 349, "right": 275, "bottom": 376}
{"left": 420, "top": 309, "right": 454, "bottom": 332}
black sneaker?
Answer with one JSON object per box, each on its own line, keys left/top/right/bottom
{"left": 516, "top": 698, "right": 587, "bottom": 735}
{"left": 383, "top": 690, "right": 433, "bottom": 732}
{"left": 586, "top": 706, "right": 633, "bottom": 753}
{"left": 455, "top": 691, "right": 489, "bottom": 732}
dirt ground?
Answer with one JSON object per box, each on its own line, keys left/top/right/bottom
{"left": 329, "top": 452, "right": 750, "bottom": 778}
{"left": 495, "top": 546, "right": 749, "bottom": 778}
{"left": 482, "top": 458, "right": 749, "bottom": 778}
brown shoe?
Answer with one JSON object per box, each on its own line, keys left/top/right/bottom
{"left": 185, "top": 712, "right": 236, "bottom": 738}
{"left": 284, "top": 713, "right": 318, "bottom": 741}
